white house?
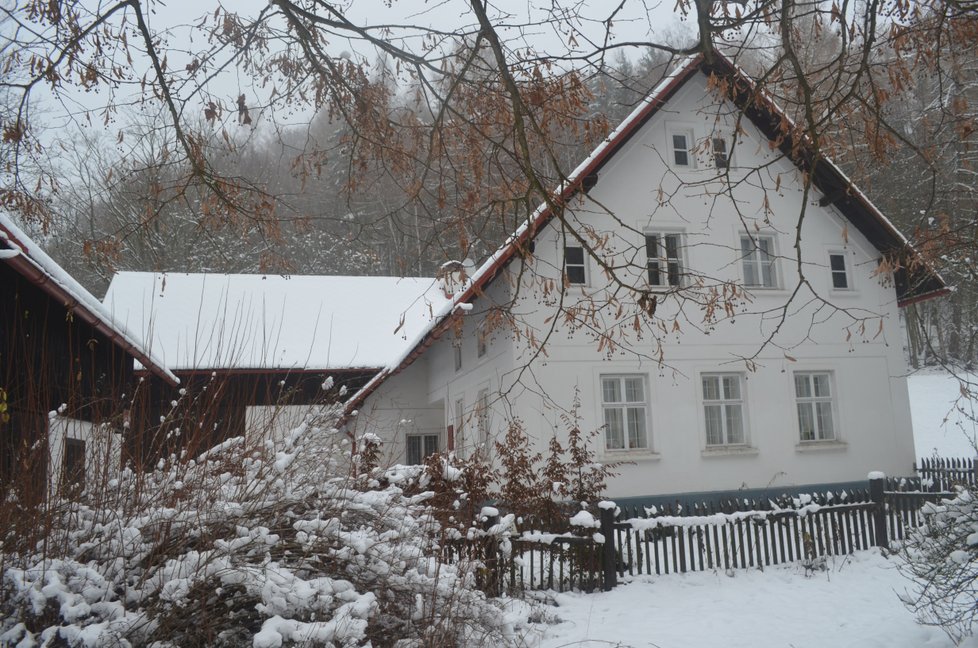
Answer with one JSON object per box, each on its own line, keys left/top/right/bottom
{"left": 346, "top": 53, "right": 947, "bottom": 501}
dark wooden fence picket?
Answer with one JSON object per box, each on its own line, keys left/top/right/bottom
{"left": 444, "top": 464, "right": 971, "bottom": 596}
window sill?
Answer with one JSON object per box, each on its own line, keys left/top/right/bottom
{"left": 602, "top": 450, "right": 661, "bottom": 462}
{"left": 701, "top": 445, "right": 759, "bottom": 458}
{"left": 795, "top": 440, "right": 848, "bottom": 453}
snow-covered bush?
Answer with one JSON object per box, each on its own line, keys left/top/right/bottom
{"left": 899, "top": 488, "right": 978, "bottom": 643}
{"left": 0, "top": 413, "right": 523, "bottom": 647}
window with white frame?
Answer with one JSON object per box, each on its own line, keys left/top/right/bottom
{"left": 406, "top": 433, "right": 439, "bottom": 465}
{"left": 712, "top": 137, "right": 729, "bottom": 169}
{"left": 564, "top": 246, "right": 587, "bottom": 285}
{"left": 702, "top": 374, "right": 746, "bottom": 447}
{"left": 646, "top": 233, "right": 684, "bottom": 287}
{"left": 476, "top": 388, "right": 489, "bottom": 441}
{"left": 601, "top": 375, "right": 649, "bottom": 451}
{"left": 670, "top": 131, "right": 693, "bottom": 167}
{"left": 828, "top": 252, "right": 851, "bottom": 290}
{"left": 740, "top": 234, "right": 778, "bottom": 288}
{"left": 794, "top": 372, "right": 836, "bottom": 442}
{"left": 477, "top": 323, "right": 488, "bottom": 358}
{"left": 454, "top": 397, "right": 465, "bottom": 452}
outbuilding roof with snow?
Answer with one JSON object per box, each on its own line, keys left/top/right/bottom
{"left": 0, "top": 214, "right": 179, "bottom": 386}
{"left": 102, "top": 272, "right": 447, "bottom": 373}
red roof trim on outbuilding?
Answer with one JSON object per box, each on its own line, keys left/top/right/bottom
{"left": 0, "top": 220, "right": 179, "bottom": 386}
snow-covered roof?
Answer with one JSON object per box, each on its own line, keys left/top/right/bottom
{"left": 102, "top": 272, "right": 448, "bottom": 372}
{"left": 0, "top": 214, "right": 179, "bottom": 385}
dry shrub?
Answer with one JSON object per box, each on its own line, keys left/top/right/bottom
{"left": 0, "top": 407, "right": 526, "bottom": 647}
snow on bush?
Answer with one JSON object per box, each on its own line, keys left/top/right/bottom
{"left": 900, "top": 487, "right": 978, "bottom": 643}
{"left": 0, "top": 415, "right": 522, "bottom": 647}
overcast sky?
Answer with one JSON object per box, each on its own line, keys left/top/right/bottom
{"left": 12, "top": 0, "right": 691, "bottom": 166}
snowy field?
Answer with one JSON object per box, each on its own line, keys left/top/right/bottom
{"left": 528, "top": 371, "right": 978, "bottom": 648}
{"left": 528, "top": 551, "right": 976, "bottom": 648}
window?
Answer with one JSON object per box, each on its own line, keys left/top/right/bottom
{"left": 477, "top": 324, "right": 488, "bottom": 358}
{"left": 646, "top": 233, "right": 684, "bottom": 287}
{"left": 702, "top": 374, "right": 746, "bottom": 447}
{"left": 601, "top": 375, "right": 649, "bottom": 451}
{"left": 454, "top": 397, "right": 465, "bottom": 452}
{"left": 740, "top": 235, "right": 778, "bottom": 288}
{"left": 406, "top": 433, "right": 439, "bottom": 465}
{"left": 62, "top": 437, "right": 85, "bottom": 496}
{"left": 712, "top": 137, "right": 729, "bottom": 169}
{"left": 829, "top": 253, "right": 850, "bottom": 290}
{"left": 564, "top": 246, "right": 587, "bottom": 285}
{"left": 476, "top": 388, "right": 489, "bottom": 441}
{"left": 671, "top": 132, "right": 692, "bottom": 167}
{"left": 453, "top": 339, "right": 462, "bottom": 372}
{"left": 794, "top": 372, "right": 836, "bottom": 442}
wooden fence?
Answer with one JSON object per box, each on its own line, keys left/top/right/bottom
{"left": 455, "top": 472, "right": 965, "bottom": 596}
{"left": 916, "top": 457, "right": 977, "bottom": 490}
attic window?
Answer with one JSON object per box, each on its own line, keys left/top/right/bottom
{"left": 712, "top": 138, "right": 729, "bottom": 169}
{"left": 829, "top": 252, "right": 851, "bottom": 290}
{"left": 564, "top": 246, "right": 587, "bottom": 285}
{"left": 671, "top": 132, "right": 691, "bottom": 167}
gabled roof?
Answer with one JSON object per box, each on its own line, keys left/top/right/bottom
{"left": 0, "top": 214, "right": 179, "bottom": 386}
{"left": 344, "top": 51, "right": 948, "bottom": 415}
{"left": 102, "top": 272, "right": 448, "bottom": 373}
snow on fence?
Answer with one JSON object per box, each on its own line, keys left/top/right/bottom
{"left": 447, "top": 472, "right": 963, "bottom": 596}
{"left": 915, "top": 456, "right": 977, "bottom": 491}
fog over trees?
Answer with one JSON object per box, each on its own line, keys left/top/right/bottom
{"left": 0, "top": 0, "right": 975, "bottom": 367}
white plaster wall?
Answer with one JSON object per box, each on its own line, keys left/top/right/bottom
{"left": 48, "top": 416, "right": 121, "bottom": 496}
{"left": 353, "top": 354, "right": 446, "bottom": 466}
{"left": 245, "top": 404, "right": 337, "bottom": 447}
{"left": 362, "top": 71, "right": 918, "bottom": 497}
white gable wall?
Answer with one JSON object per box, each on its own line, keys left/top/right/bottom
{"left": 362, "top": 71, "right": 917, "bottom": 498}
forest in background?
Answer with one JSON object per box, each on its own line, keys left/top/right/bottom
{"left": 6, "top": 9, "right": 977, "bottom": 370}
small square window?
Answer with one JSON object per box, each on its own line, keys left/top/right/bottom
{"left": 740, "top": 235, "right": 778, "bottom": 288}
{"left": 564, "top": 246, "right": 587, "bottom": 285}
{"left": 672, "top": 133, "right": 691, "bottom": 167}
{"left": 406, "top": 433, "right": 439, "bottom": 465}
{"left": 646, "top": 233, "right": 684, "bottom": 287}
{"left": 829, "top": 253, "right": 850, "bottom": 290}
{"left": 712, "top": 138, "right": 728, "bottom": 169}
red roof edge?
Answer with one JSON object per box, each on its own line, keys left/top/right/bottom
{"left": 1, "top": 225, "right": 179, "bottom": 387}
{"left": 342, "top": 57, "right": 706, "bottom": 418}
{"left": 897, "top": 287, "right": 951, "bottom": 308}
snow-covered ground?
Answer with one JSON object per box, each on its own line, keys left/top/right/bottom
{"left": 528, "top": 371, "right": 978, "bottom": 647}
{"left": 909, "top": 369, "right": 978, "bottom": 460}
{"left": 528, "top": 551, "right": 976, "bottom": 648}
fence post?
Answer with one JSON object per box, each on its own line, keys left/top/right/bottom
{"left": 599, "top": 502, "right": 617, "bottom": 592}
{"left": 868, "top": 472, "right": 888, "bottom": 549}
{"left": 481, "top": 507, "right": 500, "bottom": 597}
{"left": 973, "top": 456, "right": 978, "bottom": 488}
